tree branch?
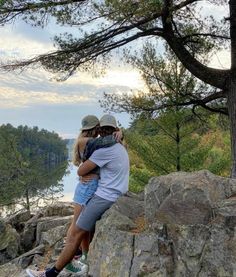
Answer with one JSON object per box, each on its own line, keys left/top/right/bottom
{"left": 0, "top": 0, "right": 86, "bottom": 14}
{"left": 181, "top": 33, "right": 230, "bottom": 41}
{"left": 161, "top": 0, "right": 229, "bottom": 89}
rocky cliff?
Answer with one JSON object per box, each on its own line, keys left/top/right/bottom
{"left": 0, "top": 170, "right": 236, "bottom": 277}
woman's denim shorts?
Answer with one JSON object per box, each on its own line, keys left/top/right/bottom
{"left": 73, "top": 178, "right": 98, "bottom": 206}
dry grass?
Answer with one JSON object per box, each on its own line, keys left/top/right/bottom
{"left": 131, "top": 216, "right": 146, "bottom": 234}
{"left": 39, "top": 246, "right": 53, "bottom": 270}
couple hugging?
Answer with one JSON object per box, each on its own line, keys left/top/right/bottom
{"left": 26, "top": 114, "right": 130, "bottom": 277}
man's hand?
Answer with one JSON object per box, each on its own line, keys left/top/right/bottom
{"left": 78, "top": 160, "right": 97, "bottom": 176}
{"left": 79, "top": 174, "right": 96, "bottom": 183}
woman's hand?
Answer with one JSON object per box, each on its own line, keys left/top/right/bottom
{"left": 113, "top": 129, "right": 123, "bottom": 142}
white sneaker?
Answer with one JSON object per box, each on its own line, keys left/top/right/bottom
{"left": 26, "top": 269, "right": 47, "bottom": 277}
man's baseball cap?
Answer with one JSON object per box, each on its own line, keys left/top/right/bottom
{"left": 100, "top": 114, "right": 117, "bottom": 128}
{"left": 81, "top": 115, "right": 99, "bottom": 130}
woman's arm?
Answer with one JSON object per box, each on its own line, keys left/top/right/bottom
{"left": 83, "top": 135, "right": 117, "bottom": 161}
{"left": 113, "top": 128, "right": 123, "bottom": 142}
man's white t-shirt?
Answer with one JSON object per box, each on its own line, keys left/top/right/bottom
{"left": 89, "top": 143, "right": 129, "bottom": 202}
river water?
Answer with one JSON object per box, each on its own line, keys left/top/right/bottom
{"left": 0, "top": 163, "right": 78, "bottom": 217}
{"left": 60, "top": 162, "right": 79, "bottom": 202}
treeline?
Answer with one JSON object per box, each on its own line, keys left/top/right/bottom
{"left": 0, "top": 124, "right": 68, "bottom": 212}
{"left": 125, "top": 111, "right": 231, "bottom": 192}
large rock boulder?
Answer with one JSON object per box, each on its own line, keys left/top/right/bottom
{"left": 145, "top": 170, "right": 236, "bottom": 226}
{"left": 0, "top": 202, "right": 75, "bottom": 277}
{"left": 36, "top": 215, "right": 72, "bottom": 245}
{"left": 20, "top": 204, "right": 74, "bottom": 252}
{"left": 0, "top": 219, "right": 20, "bottom": 265}
{"left": 42, "top": 202, "right": 74, "bottom": 217}
{"left": 6, "top": 210, "right": 31, "bottom": 232}
{"left": 13, "top": 244, "right": 45, "bottom": 269}
{"left": 88, "top": 193, "right": 145, "bottom": 276}
{"left": 20, "top": 212, "right": 44, "bottom": 252}
{"left": 0, "top": 262, "right": 29, "bottom": 277}
{"left": 88, "top": 170, "right": 236, "bottom": 277}
{"left": 40, "top": 224, "right": 70, "bottom": 246}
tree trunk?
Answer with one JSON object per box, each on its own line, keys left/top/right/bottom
{"left": 229, "top": 0, "right": 236, "bottom": 178}
{"left": 228, "top": 76, "right": 236, "bottom": 178}
{"left": 176, "top": 122, "right": 181, "bottom": 171}
{"left": 25, "top": 188, "right": 30, "bottom": 212}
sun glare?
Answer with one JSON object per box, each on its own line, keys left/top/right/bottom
{"left": 98, "top": 70, "right": 145, "bottom": 89}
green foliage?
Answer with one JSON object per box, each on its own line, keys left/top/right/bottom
{"left": 0, "top": 130, "right": 26, "bottom": 205}
{"left": 129, "top": 166, "right": 154, "bottom": 193}
{"left": 0, "top": 1, "right": 87, "bottom": 27}
{"left": 102, "top": 0, "right": 162, "bottom": 22}
{"left": 0, "top": 0, "right": 5, "bottom": 7}
{"left": 0, "top": 124, "right": 68, "bottom": 212}
{"left": 127, "top": 112, "right": 231, "bottom": 192}
{"left": 201, "top": 130, "right": 231, "bottom": 176}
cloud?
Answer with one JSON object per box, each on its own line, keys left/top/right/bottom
{"left": 209, "top": 50, "right": 230, "bottom": 69}
{"left": 0, "top": 21, "right": 55, "bottom": 60}
{"left": 0, "top": 66, "right": 143, "bottom": 109}
{"left": 96, "top": 69, "right": 144, "bottom": 89}
{"left": 15, "top": 21, "right": 53, "bottom": 45}
{"left": 0, "top": 56, "right": 134, "bottom": 132}
{"left": 0, "top": 19, "right": 90, "bottom": 60}
{"left": 0, "top": 87, "right": 91, "bottom": 108}
{"left": 197, "top": 1, "right": 228, "bottom": 20}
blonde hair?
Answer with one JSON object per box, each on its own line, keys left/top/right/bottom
{"left": 72, "top": 128, "right": 98, "bottom": 166}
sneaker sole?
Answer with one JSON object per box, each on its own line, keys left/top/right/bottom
{"left": 63, "top": 267, "right": 88, "bottom": 276}
{"left": 25, "top": 269, "right": 36, "bottom": 277}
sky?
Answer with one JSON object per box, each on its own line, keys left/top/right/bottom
{"left": 0, "top": 19, "right": 145, "bottom": 138}
{"left": 0, "top": 2, "right": 230, "bottom": 139}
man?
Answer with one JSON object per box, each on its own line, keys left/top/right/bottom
{"left": 26, "top": 114, "right": 130, "bottom": 277}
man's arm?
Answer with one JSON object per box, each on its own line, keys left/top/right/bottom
{"left": 77, "top": 160, "right": 97, "bottom": 176}
{"left": 83, "top": 135, "right": 117, "bottom": 161}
